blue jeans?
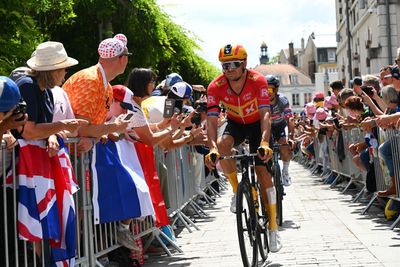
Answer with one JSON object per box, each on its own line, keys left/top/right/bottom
{"left": 379, "top": 140, "right": 394, "bottom": 177}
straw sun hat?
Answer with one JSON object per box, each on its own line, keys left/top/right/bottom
{"left": 27, "top": 41, "right": 78, "bottom": 71}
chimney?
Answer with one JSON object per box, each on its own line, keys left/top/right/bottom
{"left": 301, "top": 38, "right": 305, "bottom": 52}
{"left": 288, "top": 42, "right": 294, "bottom": 65}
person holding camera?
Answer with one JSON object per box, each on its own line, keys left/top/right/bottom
{"left": 205, "top": 44, "right": 281, "bottom": 252}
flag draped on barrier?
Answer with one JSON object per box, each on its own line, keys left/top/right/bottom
{"left": 134, "top": 142, "right": 170, "bottom": 227}
{"left": 91, "top": 139, "right": 154, "bottom": 224}
{"left": 17, "top": 138, "right": 77, "bottom": 265}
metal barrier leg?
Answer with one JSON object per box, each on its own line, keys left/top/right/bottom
{"left": 352, "top": 185, "right": 366, "bottom": 203}
{"left": 206, "top": 183, "right": 221, "bottom": 197}
{"left": 216, "top": 179, "right": 228, "bottom": 190}
{"left": 189, "top": 200, "right": 209, "bottom": 217}
{"left": 330, "top": 175, "right": 342, "bottom": 188}
{"left": 157, "top": 229, "right": 183, "bottom": 253}
{"left": 180, "top": 211, "right": 200, "bottom": 230}
{"left": 342, "top": 178, "right": 355, "bottom": 193}
{"left": 390, "top": 214, "right": 400, "bottom": 230}
{"left": 362, "top": 193, "right": 379, "bottom": 215}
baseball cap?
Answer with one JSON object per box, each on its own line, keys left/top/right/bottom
{"left": 170, "top": 82, "right": 192, "bottom": 99}
{"left": 98, "top": 33, "right": 131, "bottom": 59}
{"left": 112, "top": 85, "right": 134, "bottom": 110}
{"left": 165, "top": 73, "right": 183, "bottom": 88}
{"left": 391, "top": 65, "right": 400, "bottom": 80}
{"left": 0, "top": 76, "right": 21, "bottom": 112}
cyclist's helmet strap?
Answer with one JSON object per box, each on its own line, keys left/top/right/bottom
{"left": 218, "top": 44, "right": 247, "bottom": 62}
{"left": 266, "top": 74, "right": 280, "bottom": 88}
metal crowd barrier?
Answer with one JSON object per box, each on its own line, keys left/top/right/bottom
{"left": 1, "top": 138, "right": 161, "bottom": 267}
{"left": 294, "top": 126, "right": 400, "bottom": 230}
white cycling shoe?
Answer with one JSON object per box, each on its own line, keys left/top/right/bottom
{"left": 230, "top": 194, "right": 236, "bottom": 213}
{"left": 282, "top": 172, "right": 292, "bottom": 187}
{"left": 268, "top": 230, "right": 282, "bottom": 252}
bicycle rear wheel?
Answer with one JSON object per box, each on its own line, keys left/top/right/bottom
{"left": 273, "top": 165, "right": 283, "bottom": 226}
{"left": 256, "top": 184, "right": 269, "bottom": 261}
{"left": 236, "top": 181, "right": 258, "bottom": 267}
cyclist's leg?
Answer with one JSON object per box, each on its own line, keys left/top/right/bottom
{"left": 217, "top": 119, "right": 245, "bottom": 194}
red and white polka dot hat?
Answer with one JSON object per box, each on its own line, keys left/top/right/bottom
{"left": 98, "top": 33, "right": 128, "bottom": 59}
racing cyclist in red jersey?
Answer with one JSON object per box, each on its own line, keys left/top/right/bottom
{"left": 266, "top": 75, "right": 295, "bottom": 186}
{"left": 205, "top": 44, "right": 281, "bottom": 252}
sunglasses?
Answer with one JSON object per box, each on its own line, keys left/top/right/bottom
{"left": 119, "top": 52, "right": 132, "bottom": 58}
{"left": 221, "top": 61, "right": 243, "bottom": 71}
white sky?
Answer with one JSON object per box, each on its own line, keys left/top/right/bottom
{"left": 156, "top": 0, "right": 337, "bottom": 69}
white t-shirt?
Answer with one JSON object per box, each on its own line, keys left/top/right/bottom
{"left": 51, "top": 86, "right": 75, "bottom": 122}
{"left": 127, "top": 99, "right": 148, "bottom": 129}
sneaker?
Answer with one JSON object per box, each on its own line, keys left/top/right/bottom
{"left": 117, "top": 229, "right": 140, "bottom": 251}
{"left": 230, "top": 194, "right": 237, "bottom": 213}
{"left": 268, "top": 230, "right": 282, "bottom": 252}
{"left": 282, "top": 173, "right": 292, "bottom": 187}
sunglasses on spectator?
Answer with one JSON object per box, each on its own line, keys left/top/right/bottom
{"left": 119, "top": 52, "right": 132, "bottom": 58}
{"left": 221, "top": 61, "right": 243, "bottom": 71}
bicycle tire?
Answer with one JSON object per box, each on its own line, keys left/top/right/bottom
{"left": 273, "top": 165, "right": 283, "bottom": 226}
{"left": 236, "top": 181, "right": 258, "bottom": 267}
{"left": 256, "top": 184, "right": 269, "bottom": 261}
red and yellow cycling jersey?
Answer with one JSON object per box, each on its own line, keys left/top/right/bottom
{"left": 207, "top": 69, "right": 270, "bottom": 124}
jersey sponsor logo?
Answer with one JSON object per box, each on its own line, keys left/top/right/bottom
{"left": 245, "top": 103, "right": 255, "bottom": 114}
{"left": 243, "top": 92, "right": 252, "bottom": 101}
{"left": 223, "top": 98, "right": 258, "bottom": 118}
{"left": 261, "top": 88, "right": 269, "bottom": 98}
{"left": 208, "top": 95, "right": 216, "bottom": 104}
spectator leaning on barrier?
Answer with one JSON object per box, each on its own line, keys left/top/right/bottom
{"left": 63, "top": 34, "right": 131, "bottom": 151}
{"left": 380, "top": 65, "right": 394, "bottom": 87}
{"left": 17, "top": 41, "right": 87, "bottom": 156}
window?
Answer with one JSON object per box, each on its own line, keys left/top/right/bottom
{"left": 328, "top": 50, "right": 336, "bottom": 62}
{"left": 304, "top": 93, "right": 312, "bottom": 104}
{"left": 292, "top": 93, "right": 300, "bottom": 106}
{"left": 289, "top": 74, "right": 298, "bottom": 85}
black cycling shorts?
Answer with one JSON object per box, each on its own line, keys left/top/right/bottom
{"left": 270, "top": 121, "right": 287, "bottom": 143}
{"left": 223, "top": 119, "right": 266, "bottom": 166}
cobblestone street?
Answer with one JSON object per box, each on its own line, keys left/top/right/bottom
{"left": 145, "top": 161, "right": 400, "bottom": 267}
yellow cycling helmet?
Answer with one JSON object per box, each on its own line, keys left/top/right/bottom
{"left": 219, "top": 44, "right": 247, "bottom": 62}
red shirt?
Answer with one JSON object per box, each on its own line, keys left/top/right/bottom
{"left": 207, "top": 69, "right": 270, "bottom": 124}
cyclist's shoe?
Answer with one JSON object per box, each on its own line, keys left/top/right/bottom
{"left": 230, "top": 194, "right": 237, "bottom": 213}
{"left": 268, "top": 230, "right": 282, "bottom": 252}
{"left": 282, "top": 172, "right": 292, "bottom": 187}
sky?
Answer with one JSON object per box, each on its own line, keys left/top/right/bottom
{"left": 156, "top": 0, "right": 337, "bottom": 69}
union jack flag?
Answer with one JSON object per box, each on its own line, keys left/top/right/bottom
{"left": 17, "top": 138, "right": 77, "bottom": 265}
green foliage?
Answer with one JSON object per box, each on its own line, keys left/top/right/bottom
{"left": 0, "top": 0, "right": 218, "bottom": 86}
{"left": 268, "top": 53, "right": 280, "bottom": 64}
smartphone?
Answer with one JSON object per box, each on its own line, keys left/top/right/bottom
{"left": 163, "top": 99, "right": 183, "bottom": 118}
{"left": 122, "top": 113, "right": 134, "bottom": 121}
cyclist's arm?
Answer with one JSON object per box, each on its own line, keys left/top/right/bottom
{"left": 207, "top": 116, "right": 219, "bottom": 150}
{"left": 259, "top": 107, "right": 271, "bottom": 142}
{"left": 287, "top": 117, "right": 295, "bottom": 138}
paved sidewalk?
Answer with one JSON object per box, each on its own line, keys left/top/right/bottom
{"left": 145, "top": 162, "right": 400, "bottom": 266}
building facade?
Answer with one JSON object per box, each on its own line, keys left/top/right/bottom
{"left": 335, "top": 0, "right": 400, "bottom": 86}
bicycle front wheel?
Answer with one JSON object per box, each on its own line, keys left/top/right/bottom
{"left": 256, "top": 185, "right": 269, "bottom": 261}
{"left": 236, "top": 181, "right": 258, "bottom": 267}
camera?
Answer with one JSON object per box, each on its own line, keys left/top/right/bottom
{"left": 163, "top": 99, "right": 183, "bottom": 118}
{"left": 361, "top": 85, "right": 374, "bottom": 97}
{"left": 12, "top": 99, "right": 27, "bottom": 121}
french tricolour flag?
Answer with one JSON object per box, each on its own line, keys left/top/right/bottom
{"left": 91, "top": 139, "right": 154, "bottom": 224}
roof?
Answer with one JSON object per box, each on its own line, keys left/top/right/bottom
{"left": 281, "top": 48, "right": 301, "bottom": 59}
{"left": 311, "top": 34, "right": 337, "bottom": 48}
{"left": 254, "top": 64, "right": 312, "bottom": 86}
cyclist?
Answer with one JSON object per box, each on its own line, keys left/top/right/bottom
{"left": 266, "top": 75, "right": 294, "bottom": 186}
{"left": 205, "top": 44, "right": 281, "bottom": 252}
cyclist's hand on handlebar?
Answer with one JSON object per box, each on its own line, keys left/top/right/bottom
{"left": 257, "top": 141, "right": 272, "bottom": 162}
{"left": 205, "top": 148, "right": 220, "bottom": 170}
